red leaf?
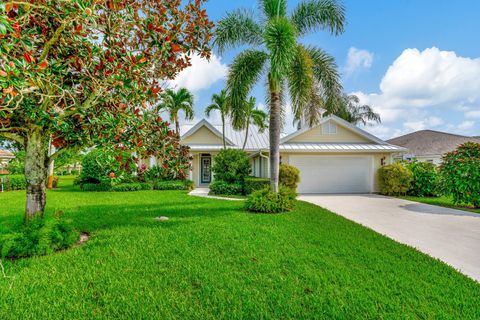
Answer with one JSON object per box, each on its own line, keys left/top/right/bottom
{"left": 38, "top": 60, "right": 48, "bottom": 69}
{"left": 23, "top": 52, "right": 33, "bottom": 64}
{"left": 0, "top": 70, "right": 7, "bottom": 77}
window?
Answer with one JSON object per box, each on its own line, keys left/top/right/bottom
{"left": 321, "top": 122, "right": 337, "bottom": 135}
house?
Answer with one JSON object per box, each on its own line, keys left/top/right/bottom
{"left": 174, "top": 116, "right": 406, "bottom": 194}
{"left": 387, "top": 130, "right": 480, "bottom": 165}
{"left": 0, "top": 149, "right": 15, "bottom": 174}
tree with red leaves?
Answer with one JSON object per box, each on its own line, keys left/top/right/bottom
{"left": 0, "top": 1, "right": 213, "bottom": 222}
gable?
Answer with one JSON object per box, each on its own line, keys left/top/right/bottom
{"left": 288, "top": 120, "right": 372, "bottom": 143}
{"left": 181, "top": 126, "right": 225, "bottom": 145}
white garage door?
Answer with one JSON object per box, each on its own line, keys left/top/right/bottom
{"left": 289, "top": 155, "right": 373, "bottom": 194}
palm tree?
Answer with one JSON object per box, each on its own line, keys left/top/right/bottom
{"left": 205, "top": 89, "right": 231, "bottom": 149}
{"left": 159, "top": 88, "right": 194, "bottom": 135}
{"left": 334, "top": 94, "right": 381, "bottom": 126}
{"left": 234, "top": 97, "right": 268, "bottom": 150}
{"left": 215, "top": 0, "right": 345, "bottom": 192}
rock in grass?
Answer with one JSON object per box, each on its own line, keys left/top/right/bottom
{"left": 155, "top": 216, "right": 169, "bottom": 221}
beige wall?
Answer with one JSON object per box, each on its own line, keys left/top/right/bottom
{"left": 281, "top": 152, "right": 392, "bottom": 192}
{"left": 289, "top": 121, "right": 371, "bottom": 143}
{"left": 181, "top": 127, "right": 225, "bottom": 145}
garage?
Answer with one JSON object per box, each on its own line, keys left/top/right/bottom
{"left": 289, "top": 155, "right": 373, "bottom": 194}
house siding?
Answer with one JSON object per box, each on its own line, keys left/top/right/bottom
{"left": 289, "top": 121, "right": 371, "bottom": 143}
{"left": 182, "top": 127, "right": 225, "bottom": 145}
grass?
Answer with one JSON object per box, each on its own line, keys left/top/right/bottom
{"left": 0, "top": 177, "right": 479, "bottom": 319}
{"left": 400, "top": 195, "right": 480, "bottom": 214}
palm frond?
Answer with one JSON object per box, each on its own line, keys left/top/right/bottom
{"left": 227, "top": 50, "right": 268, "bottom": 111}
{"left": 291, "top": 0, "right": 346, "bottom": 36}
{"left": 287, "top": 45, "right": 315, "bottom": 124}
{"left": 259, "top": 0, "right": 287, "bottom": 19}
{"left": 214, "top": 9, "right": 264, "bottom": 54}
{"left": 264, "top": 17, "right": 297, "bottom": 86}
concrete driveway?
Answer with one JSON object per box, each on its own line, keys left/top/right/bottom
{"left": 299, "top": 194, "right": 480, "bottom": 282}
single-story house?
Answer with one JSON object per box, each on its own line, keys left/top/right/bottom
{"left": 0, "top": 149, "right": 15, "bottom": 174}
{"left": 387, "top": 130, "right": 480, "bottom": 165}
{"left": 168, "top": 115, "right": 405, "bottom": 194}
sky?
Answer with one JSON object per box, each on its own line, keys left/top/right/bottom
{"left": 169, "top": 0, "right": 480, "bottom": 139}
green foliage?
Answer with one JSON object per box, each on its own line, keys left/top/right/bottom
{"left": 212, "top": 149, "right": 251, "bottom": 184}
{"left": 246, "top": 186, "right": 296, "bottom": 213}
{"left": 153, "top": 180, "right": 194, "bottom": 191}
{"left": 404, "top": 160, "right": 439, "bottom": 197}
{"left": 279, "top": 164, "right": 300, "bottom": 191}
{"left": 440, "top": 142, "right": 480, "bottom": 208}
{"left": 143, "top": 148, "right": 191, "bottom": 181}
{"left": 378, "top": 163, "right": 413, "bottom": 196}
{"left": 6, "top": 150, "right": 25, "bottom": 174}
{"left": 80, "top": 183, "right": 112, "bottom": 192}
{"left": 244, "top": 177, "right": 271, "bottom": 195}
{"left": 111, "top": 183, "right": 153, "bottom": 192}
{"left": 209, "top": 180, "right": 244, "bottom": 196}
{"left": 0, "top": 174, "right": 26, "bottom": 191}
{"left": 0, "top": 213, "right": 78, "bottom": 259}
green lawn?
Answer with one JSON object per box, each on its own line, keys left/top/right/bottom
{"left": 0, "top": 177, "right": 479, "bottom": 319}
{"left": 400, "top": 195, "right": 480, "bottom": 214}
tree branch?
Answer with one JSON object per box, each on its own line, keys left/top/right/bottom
{"left": 39, "top": 22, "right": 68, "bottom": 62}
{"left": 0, "top": 132, "right": 24, "bottom": 145}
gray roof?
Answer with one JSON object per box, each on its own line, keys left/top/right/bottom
{"left": 387, "top": 130, "right": 480, "bottom": 156}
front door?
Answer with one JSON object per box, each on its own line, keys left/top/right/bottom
{"left": 200, "top": 155, "right": 212, "bottom": 184}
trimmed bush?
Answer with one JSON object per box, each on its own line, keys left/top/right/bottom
{"left": 209, "top": 180, "right": 244, "bottom": 196}
{"left": 1, "top": 174, "right": 27, "bottom": 191}
{"left": 0, "top": 214, "right": 79, "bottom": 259}
{"left": 111, "top": 183, "right": 153, "bottom": 192}
{"left": 153, "top": 180, "right": 194, "bottom": 191}
{"left": 212, "top": 149, "right": 251, "bottom": 184}
{"left": 244, "top": 177, "right": 270, "bottom": 195}
{"left": 405, "top": 160, "right": 439, "bottom": 197}
{"left": 440, "top": 142, "right": 480, "bottom": 208}
{"left": 279, "top": 164, "right": 300, "bottom": 191}
{"left": 378, "top": 163, "right": 413, "bottom": 196}
{"left": 245, "top": 187, "right": 296, "bottom": 213}
{"left": 80, "top": 183, "right": 112, "bottom": 192}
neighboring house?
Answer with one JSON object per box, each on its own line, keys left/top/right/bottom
{"left": 387, "top": 130, "right": 480, "bottom": 165}
{"left": 0, "top": 149, "right": 15, "bottom": 174}
{"left": 161, "top": 116, "right": 405, "bottom": 194}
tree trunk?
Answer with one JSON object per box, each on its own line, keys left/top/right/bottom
{"left": 221, "top": 115, "right": 226, "bottom": 149}
{"left": 242, "top": 121, "right": 250, "bottom": 150}
{"left": 47, "top": 140, "right": 55, "bottom": 189}
{"left": 24, "top": 128, "right": 48, "bottom": 222}
{"left": 269, "top": 90, "right": 281, "bottom": 193}
{"left": 175, "top": 120, "right": 180, "bottom": 135}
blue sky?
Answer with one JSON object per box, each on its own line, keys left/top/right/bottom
{"left": 171, "top": 0, "right": 480, "bottom": 139}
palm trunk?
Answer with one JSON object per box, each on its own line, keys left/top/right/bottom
{"left": 175, "top": 120, "right": 180, "bottom": 135}
{"left": 221, "top": 115, "right": 226, "bottom": 149}
{"left": 25, "top": 128, "right": 47, "bottom": 222}
{"left": 269, "top": 90, "right": 281, "bottom": 193}
{"left": 242, "top": 121, "right": 250, "bottom": 150}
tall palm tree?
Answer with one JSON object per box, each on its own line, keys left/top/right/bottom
{"left": 215, "top": 0, "right": 345, "bottom": 192}
{"left": 234, "top": 97, "right": 268, "bottom": 150}
{"left": 334, "top": 94, "right": 381, "bottom": 126}
{"left": 205, "top": 89, "right": 231, "bottom": 149}
{"left": 159, "top": 88, "right": 194, "bottom": 135}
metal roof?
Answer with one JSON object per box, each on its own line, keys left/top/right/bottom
{"left": 0, "top": 150, "right": 15, "bottom": 158}
{"left": 278, "top": 143, "right": 407, "bottom": 152}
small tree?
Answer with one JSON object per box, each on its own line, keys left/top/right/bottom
{"left": 404, "top": 160, "right": 439, "bottom": 197}
{"left": 0, "top": 1, "right": 213, "bottom": 221}
{"left": 378, "top": 163, "right": 413, "bottom": 196}
{"left": 205, "top": 89, "right": 231, "bottom": 149}
{"left": 158, "top": 88, "right": 195, "bottom": 135}
{"left": 440, "top": 142, "right": 480, "bottom": 208}
{"left": 211, "top": 149, "right": 250, "bottom": 184}
{"left": 231, "top": 96, "right": 268, "bottom": 150}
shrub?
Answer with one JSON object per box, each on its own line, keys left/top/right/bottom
{"left": 246, "top": 187, "right": 296, "bottom": 213}
{"left": 6, "top": 151, "right": 25, "bottom": 174}
{"left": 279, "top": 164, "right": 300, "bottom": 191}
{"left": 111, "top": 183, "right": 153, "bottom": 192}
{"left": 153, "top": 180, "right": 194, "bottom": 191}
{"left": 378, "top": 163, "right": 413, "bottom": 196}
{"left": 212, "top": 149, "right": 250, "bottom": 184}
{"left": 79, "top": 149, "right": 136, "bottom": 186}
{"left": 0, "top": 213, "right": 79, "bottom": 259}
{"left": 144, "top": 146, "right": 191, "bottom": 181}
{"left": 404, "top": 160, "right": 439, "bottom": 197}
{"left": 440, "top": 142, "right": 480, "bottom": 208}
{"left": 209, "top": 180, "right": 244, "bottom": 196}
{"left": 244, "top": 177, "right": 270, "bottom": 195}
{"left": 80, "top": 183, "right": 112, "bottom": 192}
{"left": 1, "top": 174, "right": 26, "bottom": 191}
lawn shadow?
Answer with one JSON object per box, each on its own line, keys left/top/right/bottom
{"left": 399, "top": 203, "right": 480, "bottom": 218}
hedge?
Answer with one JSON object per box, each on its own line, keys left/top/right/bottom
{"left": 209, "top": 180, "right": 243, "bottom": 196}
{"left": 153, "top": 180, "right": 194, "bottom": 191}
{"left": 245, "top": 187, "right": 296, "bottom": 213}
{"left": 0, "top": 175, "right": 26, "bottom": 191}
{"left": 80, "top": 180, "right": 194, "bottom": 192}
{"left": 243, "top": 177, "right": 270, "bottom": 195}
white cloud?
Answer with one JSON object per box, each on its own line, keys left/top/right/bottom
{"left": 345, "top": 47, "right": 374, "bottom": 75}
{"left": 466, "top": 110, "right": 480, "bottom": 118}
{"left": 354, "top": 47, "right": 480, "bottom": 137}
{"left": 458, "top": 120, "right": 475, "bottom": 130}
{"left": 169, "top": 54, "right": 228, "bottom": 92}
